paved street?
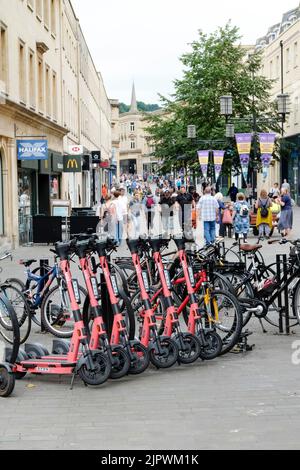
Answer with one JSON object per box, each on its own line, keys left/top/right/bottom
{"left": 0, "top": 211, "right": 299, "bottom": 450}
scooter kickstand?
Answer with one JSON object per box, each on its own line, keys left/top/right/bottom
{"left": 70, "top": 373, "right": 76, "bottom": 390}
{"left": 258, "top": 318, "right": 267, "bottom": 334}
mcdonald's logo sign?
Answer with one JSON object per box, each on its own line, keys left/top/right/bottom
{"left": 64, "top": 155, "right": 81, "bottom": 173}
{"left": 67, "top": 159, "right": 78, "bottom": 169}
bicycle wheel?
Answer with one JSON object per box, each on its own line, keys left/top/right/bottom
{"left": 6, "top": 278, "right": 26, "bottom": 292}
{"left": 291, "top": 278, "right": 300, "bottom": 326}
{"left": 0, "top": 293, "right": 20, "bottom": 365}
{"left": 0, "top": 285, "right": 31, "bottom": 344}
{"left": 41, "top": 283, "right": 87, "bottom": 338}
{"left": 184, "top": 289, "right": 243, "bottom": 356}
{"left": 217, "top": 271, "right": 254, "bottom": 327}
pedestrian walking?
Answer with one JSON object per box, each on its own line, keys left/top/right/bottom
{"left": 227, "top": 183, "right": 238, "bottom": 203}
{"left": 276, "top": 188, "right": 293, "bottom": 237}
{"left": 214, "top": 192, "right": 226, "bottom": 238}
{"left": 128, "top": 191, "right": 143, "bottom": 239}
{"left": 99, "top": 195, "right": 117, "bottom": 239}
{"left": 176, "top": 186, "right": 193, "bottom": 237}
{"left": 143, "top": 190, "right": 155, "bottom": 234}
{"left": 232, "top": 192, "right": 250, "bottom": 243}
{"left": 255, "top": 189, "right": 273, "bottom": 239}
{"left": 197, "top": 186, "right": 219, "bottom": 245}
{"left": 281, "top": 179, "right": 290, "bottom": 193}
{"left": 269, "top": 182, "right": 280, "bottom": 199}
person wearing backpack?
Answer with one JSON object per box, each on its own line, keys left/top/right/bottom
{"left": 143, "top": 190, "right": 155, "bottom": 233}
{"left": 232, "top": 193, "right": 250, "bottom": 243}
{"left": 255, "top": 189, "right": 272, "bottom": 239}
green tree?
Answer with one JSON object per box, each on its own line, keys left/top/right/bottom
{"left": 119, "top": 101, "right": 160, "bottom": 114}
{"left": 146, "top": 23, "right": 279, "bottom": 176}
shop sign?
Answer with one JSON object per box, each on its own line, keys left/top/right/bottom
{"left": 17, "top": 140, "right": 48, "bottom": 160}
{"left": 63, "top": 155, "right": 82, "bottom": 173}
{"left": 68, "top": 145, "right": 83, "bottom": 156}
{"left": 91, "top": 150, "right": 101, "bottom": 164}
{"left": 100, "top": 161, "right": 109, "bottom": 168}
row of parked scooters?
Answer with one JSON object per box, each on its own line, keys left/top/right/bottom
{"left": 0, "top": 233, "right": 246, "bottom": 397}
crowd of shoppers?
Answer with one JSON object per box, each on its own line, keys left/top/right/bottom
{"left": 96, "top": 173, "right": 295, "bottom": 246}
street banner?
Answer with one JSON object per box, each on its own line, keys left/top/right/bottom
{"left": 259, "top": 133, "right": 276, "bottom": 182}
{"left": 235, "top": 133, "right": 252, "bottom": 183}
{"left": 17, "top": 140, "right": 48, "bottom": 160}
{"left": 213, "top": 150, "right": 225, "bottom": 182}
{"left": 198, "top": 150, "right": 209, "bottom": 179}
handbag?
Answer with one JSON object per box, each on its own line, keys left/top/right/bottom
{"left": 222, "top": 208, "right": 233, "bottom": 225}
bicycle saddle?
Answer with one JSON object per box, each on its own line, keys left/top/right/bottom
{"left": 19, "top": 259, "right": 37, "bottom": 267}
{"left": 240, "top": 244, "right": 262, "bottom": 253}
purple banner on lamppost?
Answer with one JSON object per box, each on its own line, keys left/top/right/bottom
{"left": 198, "top": 150, "right": 209, "bottom": 180}
{"left": 259, "top": 133, "right": 276, "bottom": 182}
{"left": 235, "top": 133, "right": 252, "bottom": 183}
{"left": 213, "top": 150, "right": 225, "bottom": 182}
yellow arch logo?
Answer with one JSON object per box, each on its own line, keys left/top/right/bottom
{"left": 67, "top": 158, "right": 78, "bottom": 169}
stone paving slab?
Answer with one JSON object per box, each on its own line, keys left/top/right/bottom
{"left": 0, "top": 209, "right": 300, "bottom": 449}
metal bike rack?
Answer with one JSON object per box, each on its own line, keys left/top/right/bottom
{"left": 276, "top": 254, "right": 290, "bottom": 335}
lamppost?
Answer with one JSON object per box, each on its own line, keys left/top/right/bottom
{"left": 219, "top": 93, "right": 290, "bottom": 198}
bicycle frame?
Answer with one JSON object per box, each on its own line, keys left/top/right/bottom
{"left": 25, "top": 265, "right": 59, "bottom": 309}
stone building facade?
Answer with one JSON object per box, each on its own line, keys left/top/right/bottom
{"left": 0, "top": 0, "right": 112, "bottom": 246}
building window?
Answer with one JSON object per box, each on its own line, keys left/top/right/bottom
{"left": 286, "top": 48, "right": 290, "bottom": 72}
{"left": 19, "top": 41, "right": 26, "bottom": 104}
{"left": 130, "top": 122, "right": 135, "bottom": 132}
{"left": 29, "top": 50, "right": 35, "bottom": 108}
{"left": 0, "top": 25, "right": 8, "bottom": 92}
{"left": 276, "top": 55, "right": 280, "bottom": 78}
{"left": 294, "top": 42, "right": 298, "bottom": 68}
{"left": 45, "top": 65, "right": 51, "bottom": 116}
{"left": 130, "top": 140, "right": 136, "bottom": 149}
{"left": 38, "top": 58, "right": 44, "bottom": 112}
{"left": 36, "top": 0, "right": 43, "bottom": 20}
{"left": 52, "top": 71, "right": 57, "bottom": 120}
{"left": 295, "top": 97, "right": 299, "bottom": 124}
{"left": 50, "top": 0, "right": 56, "bottom": 35}
{"left": 44, "top": 0, "right": 49, "bottom": 29}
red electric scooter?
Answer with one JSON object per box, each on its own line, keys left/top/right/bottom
{"left": 83, "top": 235, "right": 150, "bottom": 375}
{"left": 147, "top": 237, "right": 201, "bottom": 364}
{"left": 11, "top": 240, "right": 112, "bottom": 388}
{"left": 172, "top": 236, "right": 222, "bottom": 359}
{"left": 127, "top": 238, "right": 179, "bottom": 368}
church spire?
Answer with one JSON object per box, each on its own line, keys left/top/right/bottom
{"left": 130, "top": 82, "right": 138, "bottom": 113}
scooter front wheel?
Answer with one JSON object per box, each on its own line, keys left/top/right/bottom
{"left": 78, "top": 350, "right": 111, "bottom": 386}
{"left": 110, "top": 345, "right": 130, "bottom": 380}
{"left": 128, "top": 342, "right": 150, "bottom": 375}
{"left": 176, "top": 333, "right": 201, "bottom": 364}
{"left": 150, "top": 337, "right": 179, "bottom": 369}
{"left": 0, "top": 364, "right": 15, "bottom": 397}
{"left": 198, "top": 331, "right": 222, "bottom": 360}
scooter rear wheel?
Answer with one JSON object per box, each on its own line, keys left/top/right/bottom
{"left": 128, "top": 343, "right": 150, "bottom": 375}
{"left": 78, "top": 350, "right": 111, "bottom": 386}
{"left": 149, "top": 337, "right": 179, "bottom": 369}
{"left": 198, "top": 331, "right": 222, "bottom": 360}
{"left": 110, "top": 345, "right": 130, "bottom": 379}
{"left": 0, "top": 365, "right": 15, "bottom": 397}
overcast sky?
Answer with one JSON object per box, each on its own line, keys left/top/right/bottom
{"left": 72, "top": 0, "right": 299, "bottom": 104}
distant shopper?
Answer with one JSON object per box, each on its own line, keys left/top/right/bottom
{"left": 276, "top": 188, "right": 293, "bottom": 237}
{"left": 227, "top": 183, "right": 238, "bottom": 203}
{"left": 269, "top": 182, "right": 280, "bottom": 199}
{"left": 255, "top": 189, "right": 272, "bottom": 239}
{"left": 232, "top": 193, "right": 250, "bottom": 243}
{"left": 281, "top": 179, "right": 290, "bottom": 192}
{"left": 197, "top": 186, "right": 219, "bottom": 245}
{"left": 215, "top": 192, "right": 225, "bottom": 238}
{"left": 143, "top": 190, "right": 155, "bottom": 233}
